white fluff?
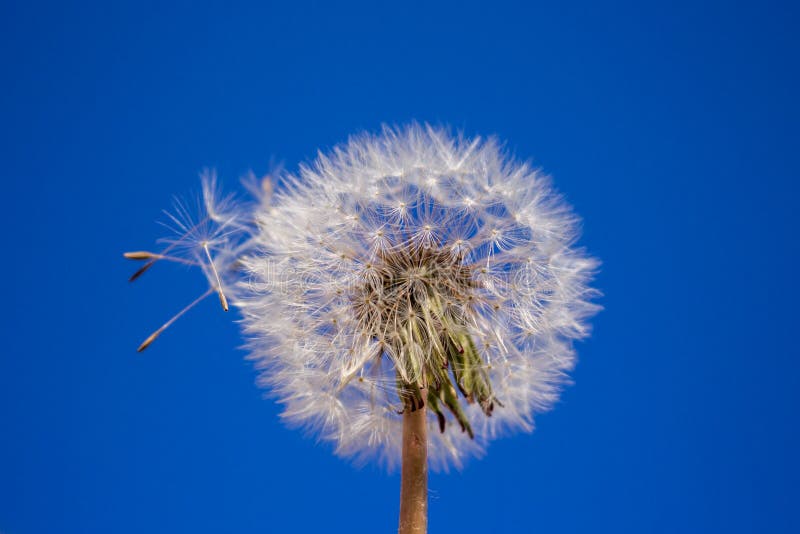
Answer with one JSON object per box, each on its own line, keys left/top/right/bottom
{"left": 167, "top": 124, "right": 599, "bottom": 470}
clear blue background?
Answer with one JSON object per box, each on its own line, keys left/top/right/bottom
{"left": 1, "top": 1, "right": 798, "bottom": 532}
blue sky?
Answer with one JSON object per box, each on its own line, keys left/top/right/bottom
{"left": 1, "top": 1, "right": 798, "bottom": 532}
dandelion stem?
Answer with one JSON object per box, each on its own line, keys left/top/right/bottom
{"left": 398, "top": 403, "right": 428, "bottom": 534}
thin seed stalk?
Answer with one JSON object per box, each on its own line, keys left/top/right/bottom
{"left": 398, "top": 403, "right": 428, "bottom": 534}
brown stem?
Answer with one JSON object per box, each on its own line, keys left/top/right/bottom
{"left": 398, "top": 404, "right": 428, "bottom": 534}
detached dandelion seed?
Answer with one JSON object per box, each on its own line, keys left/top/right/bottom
{"left": 202, "top": 242, "right": 229, "bottom": 311}
{"left": 126, "top": 170, "right": 258, "bottom": 350}
{"left": 127, "top": 125, "right": 599, "bottom": 534}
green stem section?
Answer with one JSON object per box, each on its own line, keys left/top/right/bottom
{"left": 398, "top": 404, "right": 428, "bottom": 534}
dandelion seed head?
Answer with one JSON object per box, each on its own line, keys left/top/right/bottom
{"left": 130, "top": 125, "right": 598, "bottom": 469}
{"left": 238, "top": 124, "right": 600, "bottom": 470}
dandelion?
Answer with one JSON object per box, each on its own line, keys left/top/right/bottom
{"left": 127, "top": 124, "right": 599, "bottom": 534}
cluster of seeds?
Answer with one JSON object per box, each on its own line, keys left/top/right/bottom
{"left": 353, "top": 243, "right": 496, "bottom": 438}
{"left": 129, "top": 125, "right": 599, "bottom": 469}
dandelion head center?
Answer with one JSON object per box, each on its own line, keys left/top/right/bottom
{"left": 353, "top": 243, "right": 496, "bottom": 438}
{"left": 355, "top": 244, "right": 473, "bottom": 338}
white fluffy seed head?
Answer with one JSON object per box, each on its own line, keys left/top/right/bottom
{"left": 229, "top": 124, "right": 600, "bottom": 470}
{"left": 133, "top": 125, "right": 598, "bottom": 469}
